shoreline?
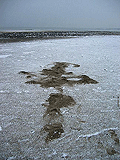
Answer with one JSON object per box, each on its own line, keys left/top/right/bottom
{"left": 0, "top": 30, "right": 120, "bottom": 43}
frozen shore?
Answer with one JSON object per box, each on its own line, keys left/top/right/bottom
{"left": 0, "top": 35, "right": 120, "bottom": 159}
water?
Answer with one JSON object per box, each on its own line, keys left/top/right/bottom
{"left": 0, "top": 27, "right": 120, "bottom": 32}
{"left": 0, "top": 35, "right": 120, "bottom": 159}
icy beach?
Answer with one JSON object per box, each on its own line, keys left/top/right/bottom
{"left": 0, "top": 34, "right": 120, "bottom": 159}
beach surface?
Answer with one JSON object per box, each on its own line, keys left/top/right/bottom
{"left": 0, "top": 35, "right": 120, "bottom": 159}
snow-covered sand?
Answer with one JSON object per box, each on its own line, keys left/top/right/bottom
{"left": 0, "top": 35, "right": 120, "bottom": 159}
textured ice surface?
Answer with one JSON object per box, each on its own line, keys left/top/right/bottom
{"left": 0, "top": 35, "right": 120, "bottom": 159}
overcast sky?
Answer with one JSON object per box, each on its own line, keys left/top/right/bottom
{"left": 0, "top": 0, "right": 120, "bottom": 30}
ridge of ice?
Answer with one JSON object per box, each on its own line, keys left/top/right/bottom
{"left": 0, "top": 126, "right": 2, "bottom": 131}
{"left": 77, "top": 127, "right": 118, "bottom": 140}
{"left": 101, "top": 109, "right": 120, "bottom": 112}
{"left": 0, "top": 54, "right": 12, "bottom": 58}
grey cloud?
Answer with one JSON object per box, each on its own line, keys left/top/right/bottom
{"left": 0, "top": 0, "right": 120, "bottom": 30}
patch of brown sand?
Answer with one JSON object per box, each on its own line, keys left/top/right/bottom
{"left": 19, "top": 62, "right": 98, "bottom": 142}
{"left": 44, "top": 123, "right": 64, "bottom": 143}
{"left": 43, "top": 93, "right": 76, "bottom": 117}
{"left": 19, "top": 62, "right": 98, "bottom": 89}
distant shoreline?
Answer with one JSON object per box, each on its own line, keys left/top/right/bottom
{"left": 0, "top": 30, "right": 120, "bottom": 43}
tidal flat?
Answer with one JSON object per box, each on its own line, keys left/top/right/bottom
{"left": 0, "top": 35, "right": 120, "bottom": 159}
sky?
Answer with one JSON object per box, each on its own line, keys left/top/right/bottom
{"left": 0, "top": 0, "right": 120, "bottom": 30}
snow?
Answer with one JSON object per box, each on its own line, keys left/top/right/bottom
{"left": 0, "top": 126, "right": 2, "bottom": 131}
{"left": 77, "top": 127, "right": 118, "bottom": 139}
{"left": 0, "top": 54, "right": 12, "bottom": 58}
{"left": 0, "top": 35, "right": 120, "bottom": 159}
